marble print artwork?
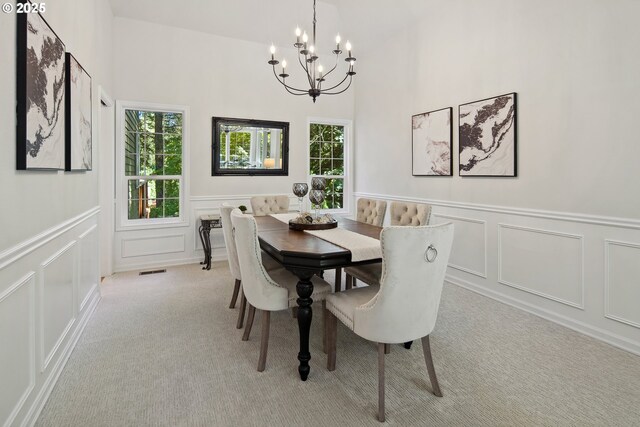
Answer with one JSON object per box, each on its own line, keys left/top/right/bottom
{"left": 68, "top": 55, "right": 92, "bottom": 170}
{"left": 24, "top": 12, "right": 66, "bottom": 169}
{"left": 412, "top": 108, "right": 452, "bottom": 176}
{"left": 459, "top": 93, "right": 516, "bottom": 176}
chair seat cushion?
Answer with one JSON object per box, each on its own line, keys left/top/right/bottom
{"left": 326, "top": 286, "right": 380, "bottom": 331}
{"left": 260, "top": 251, "right": 281, "bottom": 271}
{"left": 266, "top": 268, "right": 332, "bottom": 308}
{"left": 344, "top": 263, "right": 382, "bottom": 286}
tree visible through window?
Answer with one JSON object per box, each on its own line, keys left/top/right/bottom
{"left": 124, "top": 110, "right": 183, "bottom": 220}
{"left": 309, "top": 123, "right": 345, "bottom": 209}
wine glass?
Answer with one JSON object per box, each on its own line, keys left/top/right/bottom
{"left": 292, "top": 183, "right": 309, "bottom": 213}
{"left": 311, "top": 176, "right": 327, "bottom": 190}
{"left": 309, "top": 189, "right": 325, "bottom": 220}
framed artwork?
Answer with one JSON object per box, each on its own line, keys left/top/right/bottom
{"left": 16, "top": 2, "right": 66, "bottom": 170}
{"left": 459, "top": 92, "right": 517, "bottom": 176}
{"left": 412, "top": 107, "right": 453, "bottom": 176}
{"left": 65, "top": 53, "right": 92, "bottom": 171}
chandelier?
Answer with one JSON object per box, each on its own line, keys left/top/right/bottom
{"left": 268, "top": 0, "right": 356, "bottom": 103}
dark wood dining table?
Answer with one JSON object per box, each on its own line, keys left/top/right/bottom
{"left": 255, "top": 215, "right": 382, "bottom": 381}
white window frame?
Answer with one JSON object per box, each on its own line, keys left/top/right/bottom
{"left": 307, "top": 117, "right": 353, "bottom": 215}
{"left": 115, "top": 100, "right": 190, "bottom": 231}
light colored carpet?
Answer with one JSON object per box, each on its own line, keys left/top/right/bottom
{"left": 36, "top": 263, "right": 640, "bottom": 426}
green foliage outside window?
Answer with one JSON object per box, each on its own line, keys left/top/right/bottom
{"left": 309, "top": 123, "right": 345, "bottom": 209}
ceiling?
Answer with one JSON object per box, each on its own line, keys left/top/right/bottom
{"left": 108, "top": 0, "right": 432, "bottom": 52}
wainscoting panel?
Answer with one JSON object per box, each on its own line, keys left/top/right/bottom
{"left": 605, "top": 240, "right": 640, "bottom": 328}
{"left": 353, "top": 191, "right": 640, "bottom": 356}
{"left": 40, "top": 242, "right": 77, "bottom": 372}
{"left": 432, "top": 214, "right": 487, "bottom": 278}
{"left": 121, "top": 234, "right": 185, "bottom": 258}
{"left": 0, "top": 206, "right": 100, "bottom": 427}
{"left": 0, "top": 273, "right": 35, "bottom": 427}
{"left": 78, "top": 226, "right": 99, "bottom": 312}
{"left": 498, "top": 224, "right": 584, "bottom": 309}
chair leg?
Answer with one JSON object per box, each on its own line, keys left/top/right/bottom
{"left": 242, "top": 304, "right": 256, "bottom": 341}
{"left": 335, "top": 267, "right": 342, "bottom": 292}
{"left": 384, "top": 343, "right": 390, "bottom": 354}
{"left": 421, "top": 335, "right": 443, "bottom": 397}
{"left": 236, "top": 290, "right": 247, "bottom": 329}
{"left": 378, "top": 343, "right": 386, "bottom": 422}
{"left": 322, "top": 300, "right": 327, "bottom": 354}
{"left": 229, "top": 279, "right": 241, "bottom": 309}
{"left": 291, "top": 307, "right": 298, "bottom": 318}
{"left": 345, "top": 273, "right": 353, "bottom": 290}
{"left": 327, "top": 310, "right": 337, "bottom": 371}
{"left": 257, "top": 310, "right": 271, "bottom": 372}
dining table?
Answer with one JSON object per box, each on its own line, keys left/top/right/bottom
{"left": 255, "top": 214, "right": 383, "bottom": 381}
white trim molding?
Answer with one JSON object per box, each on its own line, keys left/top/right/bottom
{"left": 433, "top": 213, "right": 487, "bottom": 278}
{"left": 604, "top": 239, "right": 640, "bottom": 329}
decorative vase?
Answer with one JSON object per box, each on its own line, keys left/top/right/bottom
{"left": 309, "top": 189, "right": 325, "bottom": 220}
{"left": 292, "top": 182, "right": 309, "bottom": 213}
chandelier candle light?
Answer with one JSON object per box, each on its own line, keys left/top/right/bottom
{"left": 268, "top": 0, "right": 356, "bottom": 103}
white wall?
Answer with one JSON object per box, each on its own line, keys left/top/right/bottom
{"left": 0, "top": 1, "right": 113, "bottom": 425}
{"left": 111, "top": 18, "right": 355, "bottom": 271}
{"left": 352, "top": 0, "right": 640, "bottom": 354}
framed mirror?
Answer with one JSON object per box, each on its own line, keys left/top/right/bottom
{"left": 212, "top": 116, "right": 289, "bottom": 176}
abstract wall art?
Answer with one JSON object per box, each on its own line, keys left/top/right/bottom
{"left": 65, "top": 53, "right": 92, "bottom": 171}
{"left": 412, "top": 107, "right": 453, "bottom": 176}
{"left": 459, "top": 93, "right": 517, "bottom": 176}
{"left": 16, "top": 5, "right": 66, "bottom": 170}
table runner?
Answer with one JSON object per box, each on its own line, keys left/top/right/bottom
{"left": 269, "top": 213, "right": 382, "bottom": 262}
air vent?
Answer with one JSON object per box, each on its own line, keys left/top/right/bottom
{"left": 139, "top": 269, "right": 167, "bottom": 276}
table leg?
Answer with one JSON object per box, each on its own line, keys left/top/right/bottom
{"left": 198, "top": 225, "right": 207, "bottom": 268}
{"left": 203, "top": 223, "right": 212, "bottom": 270}
{"left": 291, "top": 269, "right": 315, "bottom": 381}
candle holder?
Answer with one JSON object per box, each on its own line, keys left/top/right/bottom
{"left": 292, "top": 182, "right": 309, "bottom": 213}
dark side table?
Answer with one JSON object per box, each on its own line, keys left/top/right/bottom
{"left": 199, "top": 214, "right": 222, "bottom": 270}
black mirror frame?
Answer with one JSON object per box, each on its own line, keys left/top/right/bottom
{"left": 211, "top": 116, "right": 290, "bottom": 176}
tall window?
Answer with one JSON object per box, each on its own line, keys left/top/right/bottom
{"left": 309, "top": 121, "right": 347, "bottom": 210}
{"left": 117, "top": 102, "right": 188, "bottom": 227}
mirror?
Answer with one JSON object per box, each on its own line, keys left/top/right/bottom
{"left": 212, "top": 117, "right": 289, "bottom": 176}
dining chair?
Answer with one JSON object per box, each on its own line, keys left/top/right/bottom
{"left": 220, "top": 204, "right": 282, "bottom": 329}
{"left": 250, "top": 195, "right": 290, "bottom": 216}
{"left": 334, "top": 198, "right": 388, "bottom": 292}
{"left": 231, "top": 209, "right": 332, "bottom": 372}
{"left": 325, "top": 223, "right": 453, "bottom": 422}
{"left": 344, "top": 202, "right": 432, "bottom": 291}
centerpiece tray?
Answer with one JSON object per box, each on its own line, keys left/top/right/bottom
{"left": 289, "top": 220, "right": 338, "bottom": 231}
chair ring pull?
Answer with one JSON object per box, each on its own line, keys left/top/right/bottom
{"left": 425, "top": 244, "right": 438, "bottom": 263}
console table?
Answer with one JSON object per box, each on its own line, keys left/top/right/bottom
{"left": 199, "top": 214, "right": 222, "bottom": 270}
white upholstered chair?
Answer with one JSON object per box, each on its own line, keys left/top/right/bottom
{"left": 250, "top": 195, "right": 290, "bottom": 216}
{"left": 345, "top": 202, "right": 432, "bottom": 291}
{"left": 334, "top": 198, "right": 388, "bottom": 292}
{"left": 231, "top": 209, "right": 332, "bottom": 372}
{"left": 326, "top": 223, "right": 454, "bottom": 422}
{"left": 220, "top": 205, "right": 281, "bottom": 329}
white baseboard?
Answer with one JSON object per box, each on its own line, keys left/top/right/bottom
{"left": 446, "top": 274, "right": 640, "bottom": 356}
{"left": 113, "top": 253, "right": 227, "bottom": 274}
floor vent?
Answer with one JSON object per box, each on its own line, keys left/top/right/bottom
{"left": 139, "top": 269, "right": 167, "bottom": 276}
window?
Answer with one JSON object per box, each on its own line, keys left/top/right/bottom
{"left": 309, "top": 121, "right": 349, "bottom": 211}
{"left": 117, "top": 102, "right": 189, "bottom": 228}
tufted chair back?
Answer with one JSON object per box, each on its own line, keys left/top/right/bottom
{"left": 220, "top": 204, "right": 241, "bottom": 281}
{"left": 356, "top": 198, "right": 387, "bottom": 226}
{"left": 231, "top": 209, "right": 289, "bottom": 311}
{"left": 353, "top": 223, "right": 454, "bottom": 344}
{"left": 389, "top": 202, "right": 432, "bottom": 226}
{"left": 250, "top": 195, "right": 290, "bottom": 216}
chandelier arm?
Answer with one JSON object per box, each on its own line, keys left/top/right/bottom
{"left": 297, "top": 47, "right": 315, "bottom": 88}
{"left": 272, "top": 67, "right": 309, "bottom": 94}
{"left": 320, "top": 72, "right": 350, "bottom": 92}
{"left": 321, "top": 53, "right": 341, "bottom": 80}
{"left": 321, "top": 75, "right": 353, "bottom": 95}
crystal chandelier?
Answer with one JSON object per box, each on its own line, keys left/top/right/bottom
{"left": 268, "top": 0, "right": 356, "bottom": 103}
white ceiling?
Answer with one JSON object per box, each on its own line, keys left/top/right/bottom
{"left": 108, "top": 0, "right": 432, "bottom": 52}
